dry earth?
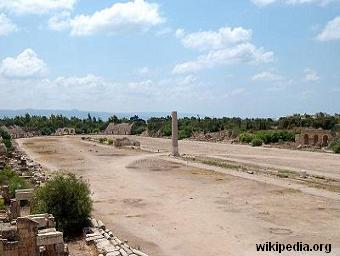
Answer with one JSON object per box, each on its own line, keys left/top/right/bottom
{"left": 17, "top": 136, "right": 340, "bottom": 256}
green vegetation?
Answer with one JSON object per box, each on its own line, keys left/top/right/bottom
{"left": 0, "top": 166, "right": 28, "bottom": 197}
{"left": 277, "top": 113, "right": 339, "bottom": 130}
{"left": 239, "top": 133, "right": 255, "bottom": 143}
{"left": 0, "top": 112, "right": 338, "bottom": 142}
{"left": 0, "top": 197, "right": 5, "bottom": 210}
{"left": 251, "top": 138, "right": 263, "bottom": 147}
{"left": 330, "top": 137, "right": 340, "bottom": 154}
{"left": 107, "top": 138, "right": 114, "bottom": 145}
{"left": 0, "top": 127, "right": 12, "bottom": 151}
{"left": 0, "top": 198, "right": 5, "bottom": 210}
{"left": 32, "top": 173, "right": 92, "bottom": 238}
{"left": 240, "top": 130, "right": 295, "bottom": 144}
{"left": 99, "top": 137, "right": 107, "bottom": 143}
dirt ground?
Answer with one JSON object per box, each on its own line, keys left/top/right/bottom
{"left": 17, "top": 136, "right": 340, "bottom": 256}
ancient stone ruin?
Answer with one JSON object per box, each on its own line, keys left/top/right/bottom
{"left": 0, "top": 214, "right": 68, "bottom": 256}
{"left": 171, "top": 111, "right": 179, "bottom": 156}
{"left": 54, "top": 128, "right": 76, "bottom": 136}
{"left": 114, "top": 137, "right": 140, "bottom": 148}
{"left": 295, "top": 128, "right": 336, "bottom": 147}
{"left": 0, "top": 147, "right": 67, "bottom": 256}
{"left": 104, "top": 123, "right": 133, "bottom": 135}
{"left": 85, "top": 217, "right": 148, "bottom": 256}
{"left": 0, "top": 126, "right": 35, "bottom": 139}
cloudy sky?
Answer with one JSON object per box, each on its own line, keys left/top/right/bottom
{"left": 0, "top": 0, "right": 339, "bottom": 117}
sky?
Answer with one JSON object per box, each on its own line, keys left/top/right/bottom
{"left": 0, "top": 0, "right": 339, "bottom": 117}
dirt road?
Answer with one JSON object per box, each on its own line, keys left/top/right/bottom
{"left": 17, "top": 136, "right": 340, "bottom": 256}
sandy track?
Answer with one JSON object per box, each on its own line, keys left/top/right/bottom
{"left": 102, "top": 135, "right": 340, "bottom": 180}
{"left": 17, "top": 136, "right": 340, "bottom": 256}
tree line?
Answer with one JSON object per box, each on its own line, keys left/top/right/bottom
{"left": 0, "top": 112, "right": 339, "bottom": 139}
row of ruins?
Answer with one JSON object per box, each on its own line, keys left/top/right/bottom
{"left": 2, "top": 123, "right": 337, "bottom": 149}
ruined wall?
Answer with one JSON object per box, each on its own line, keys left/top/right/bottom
{"left": 104, "top": 123, "right": 133, "bottom": 135}
{"left": 0, "top": 240, "right": 19, "bottom": 256}
{"left": 54, "top": 128, "right": 76, "bottom": 136}
{"left": 17, "top": 218, "right": 39, "bottom": 256}
{"left": 296, "top": 128, "right": 335, "bottom": 147}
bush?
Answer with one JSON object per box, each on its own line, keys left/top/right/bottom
{"left": 0, "top": 198, "right": 5, "bottom": 210}
{"left": 239, "top": 133, "right": 255, "bottom": 143}
{"left": 99, "top": 137, "right": 107, "bottom": 144}
{"left": 0, "top": 128, "right": 12, "bottom": 151}
{"left": 330, "top": 138, "right": 340, "bottom": 154}
{"left": 107, "top": 139, "right": 114, "bottom": 145}
{"left": 251, "top": 138, "right": 263, "bottom": 147}
{"left": 32, "top": 173, "right": 92, "bottom": 238}
{"left": 179, "top": 126, "right": 193, "bottom": 140}
{"left": 0, "top": 167, "right": 28, "bottom": 197}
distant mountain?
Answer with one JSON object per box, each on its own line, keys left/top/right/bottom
{"left": 0, "top": 109, "right": 198, "bottom": 120}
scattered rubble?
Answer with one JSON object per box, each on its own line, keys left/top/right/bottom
{"left": 114, "top": 138, "right": 140, "bottom": 148}
{"left": 84, "top": 217, "right": 148, "bottom": 256}
{"left": 82, "top": 137, "right": 141, "bottom": 149}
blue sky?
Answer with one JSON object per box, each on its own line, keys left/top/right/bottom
{"left": 0, "top": 0, "right": 339, "bottom": 117}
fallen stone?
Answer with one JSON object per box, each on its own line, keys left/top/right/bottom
{"left": 97, "top": 219, "right": 105, "bottom": 229}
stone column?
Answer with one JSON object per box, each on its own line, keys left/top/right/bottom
{"left": 171, "top": 111, "right": 179, "bottom": 156}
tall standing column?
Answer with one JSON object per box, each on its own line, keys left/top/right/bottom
{"left": 171, "top": 111, "right": 179, "bottom": 156}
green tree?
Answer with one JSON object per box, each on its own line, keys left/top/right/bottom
{"left": 32, "top": 173, "right": 92, "bottom": 238}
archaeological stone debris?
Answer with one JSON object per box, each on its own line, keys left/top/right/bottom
{"left": 84, "top": 217, "right": 149, "bottom": 256}
{"left": 114, "top": 137, "right": 140, "bottom": 148}
{"left": 0, "top": 145, "right": 68, "bottom": 256}
{"left": 0, "top": 214, "right": 68, "bottom": 256}
{"left": 295, "top": 128, "right": 336, "bottom": 148}
{"left": 54, "top": 128, "right": 76, "bottom": 136}
{"left": 104, "top": 123, "right": 133, "bottom": 135}
{"left": 0, "top": 125, "right": 37, "bottom": 139}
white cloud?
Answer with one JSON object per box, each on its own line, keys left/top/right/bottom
{"left": 0, "top": 0, "right": 76, "bottom": 15}
{"left": 173, "top": 26, "right": 273, "bottom": 74}
{"left": 177, "top": 26, "right": 252, "bottom": 51}
{"left": 175, "top": 28, "right": 185, "bottom": 38}
{"left": 137, "top": 66, "right": 150, "bottom": 75}
{"left": 173, "top": 43, "right": 273, "bottom": 74}
{"left": 54, "top": 74, "right": 107, "bottom": 89}
{"left": 251, "top": 0, "right": 277, "bottom": 6}
{"left": 252, "top": 71, "right": 283, "bottom": 81}
{"left": 317, "top": 16, "right": 340, "bottom": 41}
{"left": 67, "top": 0, "right": 164, "bottom": 36}
{"left": 0, "top": 13, "right": 17, "bottom": 36}
{"left": 251, "top": 0, "right": 338, "bottom": 6}
{"left": 48, "top": 11, "right": 71, "bottom": 31}
{"left": 0, "top": 49, "right": 48, "bottom": 79}
{"left": 304, "top": 68, "right": 320, "bottom": 81}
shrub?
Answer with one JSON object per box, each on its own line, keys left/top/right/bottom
{"left": 239, "top": 133, "right": 255, "bottom": 143}
{"left": 330, "top": 138, "right": 340, "bottom": 154}
{"left": 32, "top": 173, "right": 92, "bottom": 238}
{"left": 99, "top": 137, "right": 107, "bottom": 143}
{"left": 0, "top": 198, "right": 5, "bottom": 210}
{"left": 179, "top": 127, "right": 193, "bottom": 140}
{"left": 251, "top": 138, "right": 263, "bottom": 147}
{"left": 107, "top": 139, "right": 114, "bottom": 145}
{"left": 0, "top": 167, "right": 28, "bottom": 197}
{"left": 0, "top": 128, "right": 12, "bottom": 151}
{"left": 2, "top": 139, "right": 12, "bottom": 151}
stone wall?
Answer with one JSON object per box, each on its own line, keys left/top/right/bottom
{"left": 295, "top": 128, "right": 335, "bottom": 147}
{"left": 54, "top": 128, "right": 76, "bottom": 136}
{"left": 104, "top": 123, "right": 133, "bottom": 135}
{"left": 0, "top": 215, "right": 68, "bottom": 256}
